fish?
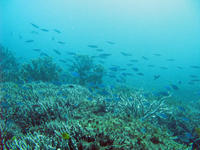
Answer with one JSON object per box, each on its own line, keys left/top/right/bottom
{"left": 54, "top": 29, "right": 61, "bottom": 33}
{"left": 178, "top": 80, "right": 182, "bottom": 84}
{"left": 160, "top": 66, "right": 168, "bottom": 70}
{"left": 154, "top": 91, "right": 169, "bottom": 97}
{"left": 96, "top": 49, "right": 104, "bottom": 52}
{"left": 166, "top": 58, "right": 175, "bottom": 61}
{"left": 106, "top": 41, "right": 115, "bottom": 45}
{"left": 190, "top": 75, "right": 198, "bottom": 78}
{"left": 109, "top": 67, "right": 119, "bottom": 72}
{"left": 67, "top": 52, "right": 76, "bottom": 55}
{"left": 170, "top": 84, "right": 179, "bottom": 90}
{"left": 98, "top": 60, "right": 105, "bottom": 64}
{"left": 153, "top": 53, "right": 161, "bottom": 56}
{"left": 88, "top": 45, "right": 98, "bottom": 48}
{"left": 31, "top": 31, "right": 39, "bottom": 34}
{"left": 122, "top": 72, "right": 132, "bottom": 76}
{"left": 58, "top": 41, "right": 65, "bottom": 44}
{"left": 142, "top": 56, "right": 149, "bottom": 60}
{"left": 19, "top": 35, "right": 23, "bottom": 39}
{"left": 137, "top": 72, "right": 144, "bottom": 76}
{"left": 148, "top": 65, "right": 155, "bottom": 67}
{"left": 53, "top": 49, "right": 61, "bottom": 55}
{"left": 98, "top": 90, "right": 110, "bottom": 96}
{"left": 98, "top": 53, "right": 112, "bottom": 58}
{"left": 33, "top": 49, "right": 41, "bottom": 52}
{"left": 190, "top": 65, "right": 200, "bottom": 69}
{"left": 25, "top": 40, "right": 34, "bottom": 43}
{"left": 30, "top": 23, "right": 39, "bottom": 29}
{"left": 126, "top": 63, "right": 133, "bottom": 66}
{"left": 130, "top": 59, "right": 138, "bottom": 62}
{"left": 0, "top": 101, "right": 10, "bottom": 109}
{"left": 177, "top": 66, "right": 183, "bottom": 70}
{"left": 120, "top": 52, "right": 132, "bottom": 56}
{"left": 191, "top": 79, "right": 200, "bottom": 82}
{"left": 40, "top": 52, "right": 49, "bottom": 57}
{"left": 59, "top": 59, "right": 67, "bottom": 63}
{"left": 132, "top": 67, "right": 139, "bottom": 72}
{"left": 41, "top": 28, "right": 49, "bottom": 32}
{"left": 71, "top": 72, "right": 80, "bottom": 77}
{"left": 154, "top": 75, "right": 160, "bottom": 80}
{"left": 158, "top": 113, "right": 168, "bottom": 119}
{"left": 119, "top": 68, "right": 127, "bottom": 71}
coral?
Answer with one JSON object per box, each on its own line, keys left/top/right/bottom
{"left": 0, "top": 44, "right": 19, "bottom": 82}
{"left": 69, "top": 54, "right": 105, "bottom": 86}
{"left": 0, "top": 82, "right": 191, "bottom": 149}
{"left": 20, "top": 57, "right": 62, "bottom": 82}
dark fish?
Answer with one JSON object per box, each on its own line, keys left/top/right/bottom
{"left": 153, "top": 53, "right": 161, "bottom": 56}
{"left": 31, "top": 31, "right": 39, "bottom": 34}
{"left": 142, "top": 56, "right": 149, "bottom": 60}
{"left": 137, "top": 72, "right": 144, "bottom": 76}
{"left": 190, "top": 65, "right": 200, "bottom": 69}
{"left": 54, "top": 29, "right": 61, "bottom": 33}
{"left": 177, "top": 66, "right": 183, "bottom": 69}
{"left": 98, "top": 60, "right": 105, "bottom": 64}
{"left": 126, "top": 63, "right": 133, "bottom": 66}
{"left": 154, "top": 91, "right": 169, "bottom": 97}
{"left": 171, "top": 84, "right": 179, "bottom": 90}
{"left": 41, "top": 28, "right": 49, "bottom": 32}
{"left": 58, "top": 41, "right": 65, "bottom": 44}
{"left": 132, "top": 67, "right": 139, "bottom": 72}
{"left": 148, "top": 64, "right": 155, "bottom": 67}
{"left": 154, "top": 75, "right": 160, "bottom": 80}
{"left": 106, "top": 41, "right": 115, "bottom": 45}
{"left": 98, "top": 53, "right": 112, "bottom": 58}
{"left": 0, "top": 101, "right": 10, "bottom": 109}
{"left": 166, "top": 58, "right": 175, "bottom": 61}
{"left": 59, "top": 59, "right": 67, "bottom": 63}
{"left": 120, "top": 52, "right": 132, "bottom": 56}
{"left": 30, "top": 23, "right": 39, "bottom": 29}
{"left": 71, "top": 72, "right": 80, "bottom": 77}
{"left": 53, "top": 49, "right": 61, "bottom": 55}
{"left": 130, "top": 59, "right": 138, "bottom": 62}
{"left": 119, "top": 68, "right": 127, "bottom": 71}
{"left": 160, "top": 66, "right": 168, "bottom": 70}
{"left": 19, "top": 35, "right": 22, "bottom": 39}
{"left": 88, "top": 45, "right": 98, "bottom": 48}
{"left": 108, "top": 74, "right": 116, "bottom": 78}
{"left": 109, "top": 67, "right": 119, "bottom": 72}
{"left": 40, "top": 52, "right": 49, "bottom": 57}
{"left": 190, "top": 75, "right": 198, "bottom": 78}
{"left": 191, "top": 79, "right": 200, "bottom": 82}
{"left": 67, "top": 52, "right": 76, "bottom": 55}
{"left": 96, "top": 49, "right": 104, "bottom": 52}
{"left": 122, "top": 72, "right": 132, "bottom": 76}
{"left": 33, "top": 49, "right": 41, "bottom": 52}
{"left": 25, "top": 40, "right": 34, "bottom": 43}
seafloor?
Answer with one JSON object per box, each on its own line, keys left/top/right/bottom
{"left": 0, "top": 82, "right": 193, "bottom": 150}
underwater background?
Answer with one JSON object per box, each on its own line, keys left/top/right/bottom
{"left": 0, "top": 0, "right": 200, "bottom": 149}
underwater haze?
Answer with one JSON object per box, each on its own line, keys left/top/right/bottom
{"left": 1, "top": 0, "right": 200, "bottom": 100}
{"left": 1, "top": 0, "right": 200, "bottom": 149}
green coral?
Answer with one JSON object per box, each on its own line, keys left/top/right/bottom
{"left": 20, "top": 57, "right": 62, "bottom": 82}
{"left": 70, "top": 54, "right": 105, "bottom": 86}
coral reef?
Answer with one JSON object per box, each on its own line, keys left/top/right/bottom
{"left": 0, "top": 82, "right": 190, "bottom": 149}
{"left": 20, "top": 57, "right": 62, "bottom": 82}
{"left": 0, "top": 45, "right": 19, "bottom": 82}
{"left": 69, "top": 55, "right": 105, "bottom": 86}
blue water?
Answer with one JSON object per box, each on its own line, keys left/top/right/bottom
{"left": 1, "top": 0, "right": 200, "bottom": 100}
